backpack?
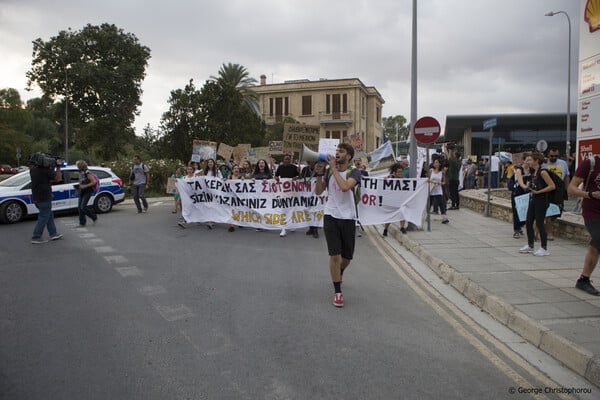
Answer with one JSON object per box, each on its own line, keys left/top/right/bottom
{"left": 542, "top": 168, "right": 565, "bottom": 207}
{"left": 88, "top": 171, "right": 100, "bottom": 193}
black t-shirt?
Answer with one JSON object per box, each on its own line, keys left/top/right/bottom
{"left": 30, "top": 166, "right": 57, "bottom": 203}
{"left": 275, "top": 164, "right": 299, "bottom": 179}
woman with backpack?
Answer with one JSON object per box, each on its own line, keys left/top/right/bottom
{"left": 519, "top": 152, "right": 556, "bottom": 257}
{"left": 75, "top": 160, "right": 98, "bottom": 226}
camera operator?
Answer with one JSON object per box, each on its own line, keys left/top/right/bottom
{"left": 30, "top": 156, "right": 64, "bottom": 244}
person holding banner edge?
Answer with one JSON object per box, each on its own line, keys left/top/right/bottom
{"left": 315, "top": 143, "right": 362, "bottom": 308}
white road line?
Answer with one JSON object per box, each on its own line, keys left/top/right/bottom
{"left": 103, "top": 255, "right": 128, "bottom": 264}
{"left": 115, "top": 266, "right": 143, "bottom": 277}
{"left": 138, "top": 285, "right": 167, "bottom": 296}
{"left": 78, "top": 233, "right": 96, "bottom": 238}
{"left": 85, "top": 238, "right": 104, "bottom": 246}
{"left": 154, "top": 304, "right": 194, "bottom": 322}
{"left": 94, "top": 246, "right": 115, "bottom": 253}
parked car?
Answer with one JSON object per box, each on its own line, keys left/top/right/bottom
{"left": 0, "top": 165, "right": 125, "bottom": 223}
{"left": 0, "top": 164, "right": 13, "bottom": 174}
{"left": 13, "top": 166, "right": 29, "bottom": 173}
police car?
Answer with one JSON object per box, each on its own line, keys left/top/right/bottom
{"left": 0, "top": 165, "right": 125, "bottom": 223}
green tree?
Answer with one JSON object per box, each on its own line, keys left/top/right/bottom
{"left": 210, "top": 63, "right": 259, "bottom": 114}
{"left": 198, "top": 80, "right": 265, "bottom": 147}
{"left": 0, "top": 89, "right": 32, "bottom": 164}
{"left": 159, "top": 80, "right": 204, "bottom": 162}
{"left": 27, "top": 23, "right": 151, "bottom": 160}
{"left": 383, "top": 115, "right": 409, "bottom": 142}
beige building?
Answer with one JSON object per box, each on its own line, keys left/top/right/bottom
{"left": 252, "top": 76, "right": 385, "bottom": 153}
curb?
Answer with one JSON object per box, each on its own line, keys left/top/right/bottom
{"left": 386, "top": 224, "right": 600, "bottom": 387}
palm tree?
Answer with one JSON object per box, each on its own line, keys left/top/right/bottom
{"left": 210, "top": 63, "right": 259, "bottom": 114}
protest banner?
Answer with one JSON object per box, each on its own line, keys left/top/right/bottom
{"left": 193, "top": 140, "right": 218, "bottom": 160}
{"left": 515, "top": 192, "right": 561, "bottom": 222}
{"left": 166, "top": 177, "right": 178, "bottom": 194}
{"left": 218, "top": 143, "right": 234, "bottom": 161}
{"left": 269, "top": 141, "right": 284, "bottom": 155}
{"left": 283, "top": 123, "right": 320, "bottom": 155}
{"left": 345, "top": 133, "right": 363, "bottom": 152}
{"left": 233, "top": 144, "right": 251, "bottom": 165}
{"left": 367, "top": 141, "right": 396, "bottom": 173}
{"left": 176, "top": 176, "right": 429, "bottom": 230}
{"left": 247, "top": 147, "right": 270, "bottom": 164}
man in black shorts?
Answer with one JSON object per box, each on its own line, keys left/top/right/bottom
{"left": 315, "top": 143, "right": 362, "bottom": 307}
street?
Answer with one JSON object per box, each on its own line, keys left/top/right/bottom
{"left": 0, "top": 200, "right": 592, "bottom": 399}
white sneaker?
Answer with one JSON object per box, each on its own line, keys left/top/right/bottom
{"left": 533, "top": 248, "right": 550, "bottom": 257}
{"left": 519, "top": 245, "right": 533, "bottom": 253}
{"left": 280, "top": 228, "right": 287, "bottom": 237}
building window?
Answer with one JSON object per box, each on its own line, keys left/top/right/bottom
{"left": 269, "top": 98, "right": 273, "bottom": 116}
{"left": 343, "top": 94, "right": 347, "bottom": 113}
{"left": 326, "top": 95, "right": 330, "bottom": 114}
{"left": 302, "top": 96, "right": 312, "bottom": 115}
{"left": 362, "top": 96, "right": 366, "bottom": 118}
{"left": 376, "top": 105, "right": 381, "bottom": 123}
{"left": 326, "top": 130, "right": 341, "bottom": 139}
{"left": 284, "top": 97, "right": 289, "bottom": 116}
{"left": 275, "top": 97, "right": 283, "bottom": 122}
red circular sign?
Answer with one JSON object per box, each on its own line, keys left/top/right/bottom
{"left": 414, "top": 116, "right": 441, "bottom": 144}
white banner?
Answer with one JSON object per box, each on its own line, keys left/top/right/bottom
{"left": 176, "top": 176, "right": 429, "bottom": 230}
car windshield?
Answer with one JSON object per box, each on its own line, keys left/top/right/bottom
{"left": 0, "top": 171, "right": 31, "bottom": 187}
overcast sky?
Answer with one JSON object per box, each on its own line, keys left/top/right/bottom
{"left": 0, "top": 0, "right": 582, "bottom": 134}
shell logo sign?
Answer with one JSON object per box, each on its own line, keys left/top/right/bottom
{"left": 586, "top": 0, "right": 600, "bottom": 32}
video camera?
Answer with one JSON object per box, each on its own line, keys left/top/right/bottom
{"left": 28, "top": 152, "right": 60, "bottom": 168}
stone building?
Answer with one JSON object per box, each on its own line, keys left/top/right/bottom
{"left": 251, "top": 76, "right": 385, "bottom": 152}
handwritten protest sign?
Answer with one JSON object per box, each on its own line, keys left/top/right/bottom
{"left": 283, "top": 123, "right": 320, "bottom": 155}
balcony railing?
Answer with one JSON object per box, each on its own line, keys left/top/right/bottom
{"left": 319, "top": 111, "right": 353, "bottom": 124}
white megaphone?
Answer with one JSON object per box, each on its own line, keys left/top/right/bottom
{"left": 299, "top": 144, "right": 329, "bottom": 163}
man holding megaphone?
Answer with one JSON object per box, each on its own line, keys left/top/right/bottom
{"left": 315, "top": 143, "right": 362, "bottom": 308}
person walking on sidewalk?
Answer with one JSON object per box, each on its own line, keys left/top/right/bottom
{"left": 445, "top": 144, "right": 461, "bottom": 209}
{"left": 429, "top": 159, "right": 449, "bottom": 224}
{"left": 568, "top": 155, "right": 600, "bottom": 295}
{"left": 130, "top": 155, "right": 150, "bottom": 213}
{"left": 519, "top": 152, "right": 555, "bottom": 257}
{"left": 75, "top": 160, "right": 98, "bottom": 226}
{"left": 29, "top": 155, "right": 63, "bottom": 244}
{"left": 315, "top": 143, "right": 362, "bottom": 308}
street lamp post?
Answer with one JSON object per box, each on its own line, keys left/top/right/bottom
{"left": 32, "top": 41, "right": 69, "bottom": 163}
{"left": 545, "top": 10, "right": 572, "bottom": 161}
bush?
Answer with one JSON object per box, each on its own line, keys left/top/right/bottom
{"left": 107, "top": 159, "right": 185, "bottom": 197}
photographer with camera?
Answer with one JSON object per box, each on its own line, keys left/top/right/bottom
{"left": 29, "top": 153, "right": 64, "bottom": 244}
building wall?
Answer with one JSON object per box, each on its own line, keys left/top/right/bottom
{"left": 252, "top": 78, "right": 384, "bottom": 152}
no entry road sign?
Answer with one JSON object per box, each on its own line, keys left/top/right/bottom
{"left": 414, "top": 116, "right": 441, "bottom": 144}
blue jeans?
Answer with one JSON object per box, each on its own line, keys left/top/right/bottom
{"left": 78, "top": 189, "right": 97, "bottom": 225}
{"left": 32, "top": 201, "right": 57, "bottom": 240}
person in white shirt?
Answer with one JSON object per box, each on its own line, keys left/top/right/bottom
{"left": 315, "top": 143, "right": 362, "bottom": 308}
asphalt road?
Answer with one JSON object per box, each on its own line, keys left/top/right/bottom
{"left": 0, "top": 201, "right": 587, "bottom": 399}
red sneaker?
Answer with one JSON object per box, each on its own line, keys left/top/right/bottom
{"left": 333, "top": 293, "right": 344, "bottom": 307}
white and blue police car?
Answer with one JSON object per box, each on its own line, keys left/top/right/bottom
{"left": 0, "top": 166, "right": 125, "bottom": 223}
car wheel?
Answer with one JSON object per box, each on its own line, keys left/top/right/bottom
{"left": 94, "top": 193, "right": 114, "bottom": 213}
{"left": 0, "top": 201, "right": 25, "bottom": 223}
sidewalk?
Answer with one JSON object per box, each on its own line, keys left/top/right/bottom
{"left": 385, "top": 207, "right": 600, "bottom": 387}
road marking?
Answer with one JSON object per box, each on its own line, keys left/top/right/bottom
{"left": 104, "top": 255, "right": 128, "bottom": 264}
{"left": 85, "top": 238, "right": 104, "bottom": 246}
{"left": 78, "top": 233, "right": 96, "bottom": 238}
{"left": 366, "top": 227, "right": 569, "bottom": 400}
{"left": 154, "top": 304, "right": 194, "bottom": 322}
{"left": 138, "top": 285, "right": 167, "bottom": 296}
{"left": 93, "top": 246, "right": 114, "bottom": 253}
{"left": 115, "top": 266, "right": 143, "bottom": 277}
